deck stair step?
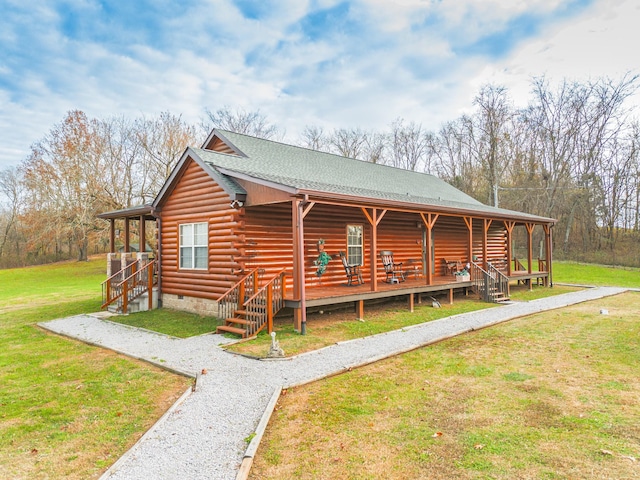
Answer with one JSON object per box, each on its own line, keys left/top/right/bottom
{"left": 216, "top": 324, "right": 248, "bottom": 337}
{"left": 225, "top": 317, "right": 253, "bottom": 326}
{"left": 234, "top": 309, "right": 266, "bottom": 317}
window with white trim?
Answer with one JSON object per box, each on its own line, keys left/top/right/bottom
{"left": 347, "top": 224, "right": 363, "bottom": 266}
{"left": 179, "top": 222, "right": 208, "bottom": 269}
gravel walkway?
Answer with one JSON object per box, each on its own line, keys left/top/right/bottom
{"left": 39, "top": 286, "right": 626, "bottom": 480}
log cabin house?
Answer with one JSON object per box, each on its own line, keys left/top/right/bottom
{"left": 99, "top": 129, "right": 556, "bottom": 337}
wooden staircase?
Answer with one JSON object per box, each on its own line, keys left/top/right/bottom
{"left": 102, "top": 259, "right": 158, "bottom": 313}
{"left": 470, "top": 261, "right": 510, "bottom": 303}
{"left": 216, "top": 269, "right": 287, "bottom": 338}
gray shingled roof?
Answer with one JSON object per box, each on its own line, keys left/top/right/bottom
{"left": 190, "top": 129, "right": 554, "bottom": 223}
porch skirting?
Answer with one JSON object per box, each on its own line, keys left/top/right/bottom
{"left": 162, "top": 293, "right": 221, "bottom": 317}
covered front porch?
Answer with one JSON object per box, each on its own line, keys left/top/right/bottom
{"left": 287, "top": 197, "right": 554, "bottom": 333}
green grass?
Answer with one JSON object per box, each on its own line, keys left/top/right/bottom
{"left": 251, "top": 292, "right": 640, "bottom": 480}
{"left": 110, "top": 309, "right": 223, "bottom": 338}
{"left": 0, "top": 257, "right": 104, "bottom": 310}
{"left": 0, "top": 259, "right": 189, "bottom": 479}
{"left": 553, "top": 261, "right": 640, "bottom": 287}
{"left": 228, "top": 285, "right": 580, "bottom": 358}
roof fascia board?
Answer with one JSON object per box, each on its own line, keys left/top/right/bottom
{"left": 201, "top": 129, "right": 247, "bottom": 157}
{"left": 153, "top": 148, "right": 246, "bottom": 210}
{"left": 298, "top": 189, "right": 556, "bottom": 225}
{"left": 97, "top": 204, "right": 155, "bottom": 220}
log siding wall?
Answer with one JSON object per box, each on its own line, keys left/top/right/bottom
{"left": 242, "top": 204, "right": 506, "bottom": 291}
{"left": 159, "top": 159, "right": 242, "bottom": 300}
{"left": 158, "top": 164, "right": 513, "bottom": 301}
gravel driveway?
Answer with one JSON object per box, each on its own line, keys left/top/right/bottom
{"left": 39, "top": 286, "right": 626, "bottom": 480}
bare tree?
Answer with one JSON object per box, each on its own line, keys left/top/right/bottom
{"left": 0, "top": 166, "right": 24, "bottom": 260}
{"left": 202, "top": 106, "right": 281, "bottom": 139}
{"left": 136, "top": 112, "right": 199, "bottom": 202}
{"left": 22, "top": 110, "right": 107, "bottom": 261}
{"left": 387, "top": 118, "right": 430, "bottom": 171}
{"left": 327, "top": 127, "right": 369, "bottom": 159}
{"left": 299, "top": 125, "right": 329, "bottom": 152}
{"left": 473, "top": 85, "right": 514, "bottom": 206}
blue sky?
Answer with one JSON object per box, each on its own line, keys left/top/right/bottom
{"left": 1, "top": 0, "right": 638, "bottom": 169}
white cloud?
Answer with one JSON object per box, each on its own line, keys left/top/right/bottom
{"left": 471, "top": 0, "right": 640, "bottom": 107}
{"left": 1, "top": 0, "right": 639, "bottom": 171}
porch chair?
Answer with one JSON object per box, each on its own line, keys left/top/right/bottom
{"left": 380, "top": 250, "right": 405, "bottom": 283}
{"left": 442, "top": 258, "right": 462, "bottom": 276}
{"left": 339, "top": 251, "right": 364, "bottom": 286}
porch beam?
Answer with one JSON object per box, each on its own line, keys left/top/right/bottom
{"left": 302, "top": 201, "right": 316, "bottom": 219}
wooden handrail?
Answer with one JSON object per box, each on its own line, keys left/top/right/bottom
{"left": 242, "top": 269, "right": 287, "bottom": 305}
{"left": 218, "top": 268, "right": 260, "bottom": 303}
{"left": 242, "top": 270, "right": 287, "bottom": 337}
{"left": 101, "top": 260, "right": 156, "bottom": 311}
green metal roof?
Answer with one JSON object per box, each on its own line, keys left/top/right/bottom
{"left": 190, "top": 129, "right": 554, "bottom": 224}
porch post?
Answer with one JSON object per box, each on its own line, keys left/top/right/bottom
{"left": 139, "top": 215, "right": 146, "bottom": 253}
{"left": 464, "top": 217, "right": 473, "bottom": 264}
{"left": 482, "top": 219, "right": 492, "bottom": 269}
{"left": 124, "top": 217, "right": 130, "bottom": 253}
{"left": 505, "top": 221, "right": 515, "bottom": 276}
{"left": 371, "top": 209, "right": 378, "bottom": 292}
{"left": 292, "top": 199, "right": 307, "bottom": 333}
{"left": 544, "top": 224, "right": 553, "bottom": 287}
{"left": 109, "top": 218, "right": 115, "bottom": 253}
{"left": 548, "top": 225, "right": 554, "bottom": 287}
{"left": 361, "top": 207, "right": 386, "bottom": 292}
{"left": 526, "top": 223, "right": 534, "bottom": 274}
{"left": 420, "top": 212, "right": 438, "bottom": 286}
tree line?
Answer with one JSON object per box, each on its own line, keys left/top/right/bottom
{"left": 0, "top": 74, "right": 638, "bottom": 268}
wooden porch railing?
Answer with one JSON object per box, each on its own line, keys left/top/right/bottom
{"left": 487, "top": 262, "right": 510, "bottom": 302}
{"left": 101, "top": 259, "right": 157, "bottom": 312}
{"left": 538, "top": 258, "right": 547, "bottom": 272}
{"left": 216, "top": 268, "right": 261, "bottom": 323}
{"left": 242, "top": 270, "right": 287, "bottom": 337}
{"left": 470, "top": 261, "right": 509, "bottom": 303}
{"left": 513, "top": 257, "right": 527, "bottom": 272}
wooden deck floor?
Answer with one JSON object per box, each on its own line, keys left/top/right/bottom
{"left": 284, "top": 271, "right": 549, "bottom": 309}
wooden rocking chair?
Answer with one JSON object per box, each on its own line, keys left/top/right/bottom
{"left": 339, "top": 251, "right": 363, "bottom": 286}
{"left": 380, "top": 250, "right": 405, "bottom": 283}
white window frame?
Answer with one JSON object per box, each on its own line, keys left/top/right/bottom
{"left": 346, "top": 224, "right": 364, "bottom": 266}
{"left": 179, "top": 222, "right": 208, "bottom": 270}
